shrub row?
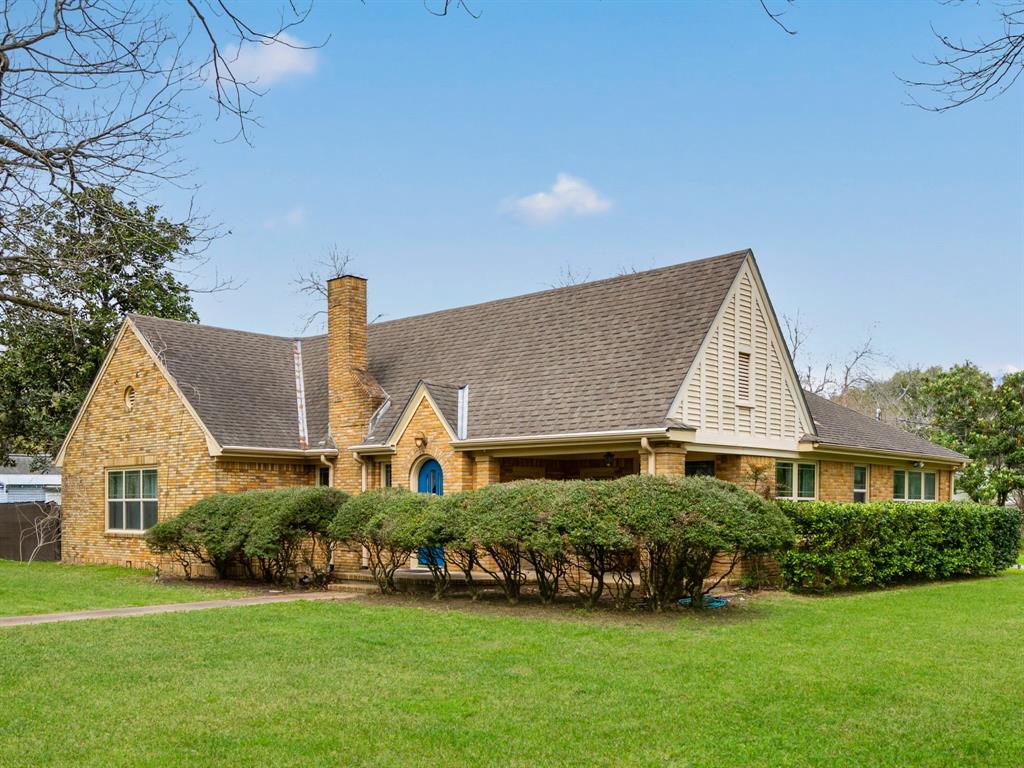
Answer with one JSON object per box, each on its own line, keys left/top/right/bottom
{"left": 146, "top": 486, "right": 347, "bottom": 586}
{"left": 778, "top": 500, "right": 1022, "bottom": 591}
{"left": 329, "top": 475, "right": 794, "bottom": 609}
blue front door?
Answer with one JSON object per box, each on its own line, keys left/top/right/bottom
{"left": 417, "top": 459, "right": 444, "bottom": 566}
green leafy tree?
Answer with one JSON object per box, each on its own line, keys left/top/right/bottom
{"left": 0, "top": 187, "right": 197, "bottom": 462}
{"left": 925, "top": 364, "right": 1024, "bottom": 506}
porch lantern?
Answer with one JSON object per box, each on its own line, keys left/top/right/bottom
{"left": 603, "top": 452, "right": 615, "bottom": 468}
{"left": 414, "top": 433, "right": 428, "bottom": 450}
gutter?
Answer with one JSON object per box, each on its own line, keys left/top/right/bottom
{"left": 450, "top": 427, "right": 690, "bottom": 451}
{"left": 217, "top": 445, "right": 340, "bottom": 459}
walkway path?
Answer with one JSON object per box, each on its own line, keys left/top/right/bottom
{"left": 0, "top": 591, "right": 356, "bottom": 628}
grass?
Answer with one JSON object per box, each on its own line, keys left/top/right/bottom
{"left": 1, "top": 572, "right": 1023, "bottom": 766}
{"left": 0, "top": 560, "right": 253, "bottom": 616}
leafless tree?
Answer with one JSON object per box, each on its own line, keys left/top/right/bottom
{"left": 902, "top": 1, "right": 1024, "bottom": 111}
{"left": 18, "top": 500, "right": 60, "bottom": 563}
{"left": 0, "top": 0, "right": 319, "bottom": 320}
{"left": 294, "top": 245, "right": 387, "bottom": 332}
{"left": 783, "top": 312, "right": 887, "bottom": 398}
{"left": 549, "top": 263, "right": 591, "bottom": 289}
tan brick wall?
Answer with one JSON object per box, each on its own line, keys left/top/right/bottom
{"left": 715, "top": 455, "right": 775, "bottom": 495}
{"left": 474, "top": 454, "right": 501, "bottom": 489}
{"left": 60, "top": 326, "right": 316, "bottom": 571}
{"left": 818, "top": 461, "right": 854, "bottom": 502}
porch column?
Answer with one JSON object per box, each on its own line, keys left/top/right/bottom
{"left": 651, "top": 444, "right": 686, "bottom": 477}
{"left": 474, "top": 453, "right": 501, "bottom": 489}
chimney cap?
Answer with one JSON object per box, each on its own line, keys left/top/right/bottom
{"left": 326, "top": 273, "right": 367, "bottom": 284}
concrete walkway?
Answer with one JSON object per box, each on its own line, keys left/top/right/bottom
{"left": 0, "top": 591, "right": 356, "bottom": 628}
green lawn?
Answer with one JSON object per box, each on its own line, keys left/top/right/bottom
{"left": 1, "top": 573, "right": 1022, "bottom": 767}
{"left": 0, "top": 560, "right": 252, "bottom": 616}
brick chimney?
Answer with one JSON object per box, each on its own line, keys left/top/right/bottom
{"left": 327, "top": 275, "right": 373, "bottom": 493}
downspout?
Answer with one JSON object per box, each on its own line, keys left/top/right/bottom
{"left": 351, "top": 452, "right": 369, "bottom": 569}
{"left": 320, "top": 454, "right": 335, "bottom": 572}
{"left": 640, "top": 437, "right": 656, "bottom": 476}
{"left": 351, "top": 452, "right": 367, "bottom": 492}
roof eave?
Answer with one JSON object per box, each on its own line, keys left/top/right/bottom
{"left": 798, "top": 439, "right": 968, "bottom": 467}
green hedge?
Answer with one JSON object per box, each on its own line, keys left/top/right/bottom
{"left": 331, "top": 475, "right": 794, "bottom": 609}
{"left": 778, "top": 501, "right": 1022, "bottom": 591}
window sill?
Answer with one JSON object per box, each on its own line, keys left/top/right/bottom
{"left": 104, "top": 530, "right": 148, "bottom": 538}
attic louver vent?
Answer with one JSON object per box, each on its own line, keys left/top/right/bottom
{"left": 737, "top": 351, "right": 751, "bottom": 402}
{"left": 124, "top": 386, "right": 136, "bottom": 412}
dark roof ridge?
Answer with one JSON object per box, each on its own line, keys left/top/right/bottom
{"left": 127, "top": 313, "right": 326, "bottom": 344}
{"left": 369, "top": 249, "right": 751, "bottom": 330}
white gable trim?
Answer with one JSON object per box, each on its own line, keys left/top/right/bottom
{"left": 665, "top": 252, "right": 815, "bottom": 437}
{"left": 54, "top": 319, "right": 223, "bottom": 466}
{"left": 377, "top": 381, "right": 458, "bottom": 449}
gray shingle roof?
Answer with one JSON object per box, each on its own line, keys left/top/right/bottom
{"left": 126, "top": 250, "right": 964, "bottom": 464}
{"left": 803, "top": 392, "right": 967, "bottom": 462}
{"left": 363, "top": 250, "right": 747, "bottom": 442}
{"left": 130, "top": 316, "right": 331, "bottom": 450}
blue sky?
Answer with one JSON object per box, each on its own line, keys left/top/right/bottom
{"left": 167, "top": 1, "right": 1022, "bottom": 379}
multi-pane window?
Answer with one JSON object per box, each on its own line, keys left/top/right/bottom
{"left": 853, "top": 465, "right": 868, "bottom": 503}
{"left": 893, "top": 469, "right": 937, "bottom": 501}
{"left": 382, "top": 463, "right": 392, "bottom": 488}
{"left": 317, "top": 467, "right": 331, "bottom": 487}
{"left": 776, "top": 461, "right": 816, "bottom": 500}
{"left": 107, "top": 469, "right": 158, "bottom": 531}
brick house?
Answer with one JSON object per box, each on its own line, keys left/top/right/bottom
{"left": 55, "top": 250, "right": 966, "bottom": 570}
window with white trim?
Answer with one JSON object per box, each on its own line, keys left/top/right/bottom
{"left": 736, "top": 350, "right": 752, "bottom": 404}
{"left": 893, "top": 469, "right": 937, "bottom": 501}
{"left": 776, "top": 461, "right": 816, "bottom": 500}
{"left": 853, "top": 465, "right": 868, "bottom": 503}
{"left": 107, "top": 468, "right": 158, "bottom": 531}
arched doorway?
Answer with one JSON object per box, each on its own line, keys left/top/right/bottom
{"left": 417, "top": 458, "right": 443, "bottom": 496}
{"left": 416, "top": 458, "right": 444, "bottom": 566}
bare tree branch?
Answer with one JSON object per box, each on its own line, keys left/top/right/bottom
{"left": 902, "top": 2, "right": 1024, "bottom": 110}
{"left": 758, "top": 0, "right": 797, "bottom": 35}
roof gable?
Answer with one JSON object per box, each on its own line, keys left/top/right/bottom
{"left": 363, "top": 250, "right": 748, "bottom": 442}
{"left": 129, "top": 315, "right": 330, "bottom": 452}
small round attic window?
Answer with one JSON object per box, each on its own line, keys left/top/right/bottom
{"left": 124, "top": 386, "right": 136, "bottom": 412}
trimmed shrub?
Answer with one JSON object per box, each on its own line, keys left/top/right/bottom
{"left": 515, "top": 481, "right": 570, "bottom": 604}
{"left": 243, "top": 487, "right": 347, "bottom": 586}
{"left": 615, "top": 474, "right": 793, "bottom": 610}
{"left": 779, "top": 501, "right": 1023, "bottom": 591}
{"left": 432, "top": 492, "right": 481, "bottom": 599}
{"left": 461, "top": 482, "right": 535, "bottom": 604}
{"left": 555, "top": 480, "right": 635, "bottom": 608}
{"left": 147, "top": 487, "right": 348, "bottom": 584}
{"left": 410, "top": 495, "right": 451, "bottom": 598}
{"left": 330, "top": 488, "right": 425, "bottom": 594}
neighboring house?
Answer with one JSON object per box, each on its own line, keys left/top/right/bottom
{"left": 0, "top": 455, "right": 61, "bottom": 504}
{"left": 55, "top": 250, "right": 967, "bottom": 570}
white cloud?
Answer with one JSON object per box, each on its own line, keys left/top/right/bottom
{"left": 1002, "top": 364, "right": 1021, "bottom": 375}
{"left": 263, "top": 206, "right": 307, "bottom": 231}
{"left": 219, "top": 33, "right": 317, "bottom": 87}
{"left": 503, "top": 173, "right": 612, "bottom": 224}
